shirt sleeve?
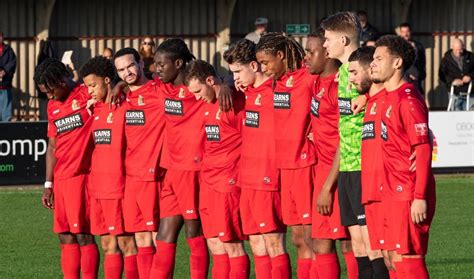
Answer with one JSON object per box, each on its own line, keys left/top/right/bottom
{"left": 399, "top": 96, "right": 430, "bottom": 147}
{"left": 46, "top": 102, "right": 57, "bottom": 138}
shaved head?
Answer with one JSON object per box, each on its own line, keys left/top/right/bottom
{"left": 451, "top": 38, "right": 464, "bottom": 57}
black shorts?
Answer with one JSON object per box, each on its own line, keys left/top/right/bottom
{"left": 338, "top": 171, "right": 366, "bottom": 226}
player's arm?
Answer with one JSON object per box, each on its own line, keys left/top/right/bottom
{"left": 411, "top": 142, "right": 431, "bottom": 224}
{"left": 217, "top": 84, "right": 233, "bottom": 112}
{"left": 111, "top": 80, "right": 129, "bottom": 104}
{"left": 317, "top": 146, "right": 340, "bottom": 216}
{"left": 42, "top": 137, "right": 56, "bottom": 209}
{"left": 351, "top": 94, "right": 368, "bottom": 115}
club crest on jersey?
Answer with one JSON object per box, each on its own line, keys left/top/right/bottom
{"left": 245, "top": 110, "right": 259, "bottom": 128}
{"left": 205, "top": 125, "right": 220, "bottom": 141}
{"left": 216, "top": 109, "right": 222, "bottom": 120}
{"left": 286, "top": 76, "right": 294, "bottom": 87}
{"left": 385, "top": 105, "right": 392, "bottom": 118}
{"left": 317, "top": 88, "right": 325, "bottom": 98}
{"left": 370, "top": 103, "right": 377, "bottom": 115}
{"left": 107, "top": 112, "right": 113, "bottom": 123}
{"left": 415, "top": 123, "right": 428, "bottom": 136}
{"left": 178, "top": 88, "right": 186, "bottom": 98}
{"left": 138, "top": 95, "right": 145, "bottom": 106}
{"left": 71, "top": 99, "right": 80, "bottom": 111}
{"left": 255, "top": 94, "right": 262, "bottom": 105}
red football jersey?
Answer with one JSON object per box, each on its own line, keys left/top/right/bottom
{"left": 89, "top": 101, "right": 126, "bottom": 199}
{"left": 124, "top": 80, "right": 166, "bottom": 181}
{"left": 361, "top": 89, "right": 386, "bottom": 204}
{"left": 200, "top": 90, "right": 246, "bottom": 193}
{"left": 381, "top": 82, "right": 434, "bottom": 201}
{"left": 241, "top": 78, "right": 279, "bottom": 191}
{"left": 310, "top": 73, "right": 340, "bottom": 167}
{"left": 47, "top": 84, "right": 93, "bottom": 180}
{"left": 156, "top": 78, "right": 205, "bottom": 171}
{"left": 273, "top": 67, "right": 317, "bottom": 169}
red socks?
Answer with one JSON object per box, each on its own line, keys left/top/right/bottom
{"left": 270, "top": 253, "right": 291, "bottom": 279}
{"left": 229, "top": 255, "right": 250, "bottom": 279}
{"left": 315, "top": 253, "right": 341, "bottom": 279}
{"left": 80, "top": 244, "right": 99, "bottom": 279}
{"left": 254, "top": 254, "right": 272, "bottom": 279}
{"left": 150, "top": 240, "right": 176, "bottom": 279}
{"left": 61, "top": 244, "right": 81, "bottom": 279}
{"left": 137, "top": 246, "right": 155, "bottom": 279}
{"left": 212, "top": 254, "right": 230, "bottom": 279}
{"left": 297, "top": 258, "right": 312, "bottom": 279}
{"left": 187, "top": 236, "right": 209, "bottom": 279}
{"left": 394, "top": 258, "right": 429, "bottom": 279}
{"left": 104, "top": 253, "right": 123, "bottom": 279}
{"left": 124, "top": 255, "right": 139, "bottom": 279}
{"left": 343, "top": 252, "right": 358, "bottom": 279}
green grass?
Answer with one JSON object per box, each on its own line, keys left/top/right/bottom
{"left": 0, "top": 176, "right": 472, "bottom": 278}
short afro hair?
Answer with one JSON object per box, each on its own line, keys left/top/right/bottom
{"left": 375, "top": 35, "right": 416, "bottom": 72}
{"left": 79, "top": 56, "right": 116, "bottom": 80}
{"left": 223, "top": 39, "right": 257, "bottom": 65}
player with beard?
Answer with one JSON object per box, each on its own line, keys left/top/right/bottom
{"left": 113, "top": 48, "right": 166, "bottom": 279}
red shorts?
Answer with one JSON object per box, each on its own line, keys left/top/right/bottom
{"left": 280, "top": 166, "right": 314, "bottom": 226}
{"left": 199, "top": 184, "right": 246, "bottom": 242}
{"left": 90, "top": 198, "right": 125, "bottom": 236}
{"left": 53, "top": 174, "right": 90, "bottom": 234}
{"left": 123, "top": 177, "right": 160, "bottom": 232}
{"left": 312, "top": 165, "right": 349, "bottom": 239}
{"left": 365, "top": 201, "right": 384, "bottom": 250}
{"left": 381, "top": 199, "right": 436, "bottom": 255}
{"left": 240, "top": 188, "right": 286, "bottom": 235}
{"left": 160, "top": 170, "right": 200, "bottom": 220}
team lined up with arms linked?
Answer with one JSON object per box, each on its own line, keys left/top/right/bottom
{"left": 34, "top": 11, "right": 436, "bottom": 279}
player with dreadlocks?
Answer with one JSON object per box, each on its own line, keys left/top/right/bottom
{"left": 35, "top": 58, "right": 99, "bottom": 279}
{"left": 150, "top": 38, "right": 232, "bottom": 279}
{"left": 256, "top": 32, "right": 317, "bottom": 279}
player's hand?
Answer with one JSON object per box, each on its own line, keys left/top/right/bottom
{"left": 453, "top": 79, "right": 463, "bottom": 86}
{"left": 41, "top": 188, "right": 54, "bottom": 209}
{"left": 86, "top": 99, "right": 97, "bottom": 115}
{"left": 234, "top": 80, "right": 247, "bottom": 92}
{"left": 411, "top": 199, "right": 427, "bottom": 224}
{"left": 409, "top": 150, "right": 417, "bottom": 172}
{"left": 317, "top": 189, "right": 333, "bottom": 216}
{"left": 111, "top": 81, "right": 128, "bottom": 104}
{"left": 218, "top": 85, "right": 233, "bottom": 112}
{"left": 351, "top": 95, "right": 367, "bottom": 115}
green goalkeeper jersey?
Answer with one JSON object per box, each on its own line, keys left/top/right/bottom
{"left": 337, "top": 63, "right": 365, "bottom": 172}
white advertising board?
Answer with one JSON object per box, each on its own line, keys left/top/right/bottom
{"left": 429, "top": 111, "right": 474, "bottom": 168}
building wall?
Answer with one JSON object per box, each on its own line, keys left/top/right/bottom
{"left": 2, "top": 0, "right": 473, "bottom": 119}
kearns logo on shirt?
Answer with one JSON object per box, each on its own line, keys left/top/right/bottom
{"left": 71, "top": 99, "right": 80, "bottom": 111}
{"left": 54, "top": 113, "right": 84, "bottom": 135}
{"left": 125, "top": 110, "right": 145, "bottom": 125}
{"left": 286, "top": 76, "right": 294, "bottom": 87}
{"left": 362, "top": 121, "right": 375, "bottom": 140}
{"left": 93, "top": 129, "right": 112, "bottom": 145}
{"left": 245, "top": 110, "right": 259, "bottom": 128}
{"left": 205, "top": 125, "right": 220, "bottom": 141}
{"left": 274, "top": 92, "right": 291, "bottom": 109}
{"left": 164, "top": 98, "right": 184, "bottom": 115}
